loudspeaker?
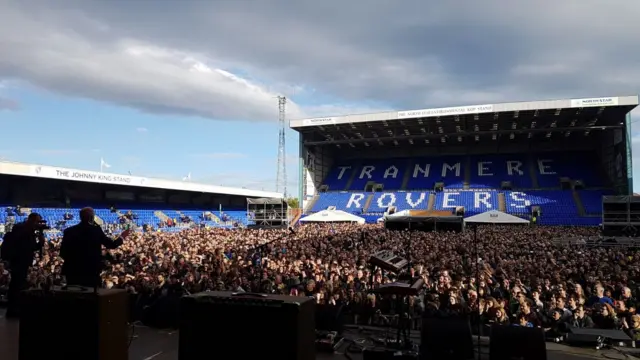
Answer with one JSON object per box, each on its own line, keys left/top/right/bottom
{"left": 315, "top": 303, "right": 344, "bottom": 333}
{"left": 19, "top": 288, "right": 129, "bottom": 360}
{"left": 564, "top": 332, "right": 604, "bottom": 347}
{"left": 566, "top": 327, "right": 631, "bottom": 345}
{"left": 420, "top": 316, "right": 474, "bottom": 360}
{"left": 179, "top": 291, "right": 315, "bottom": 360}
{"left": 489, "top": 325, "right": 546, "bottom": 360}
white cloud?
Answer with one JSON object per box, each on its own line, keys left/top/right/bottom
{"left": 1, "top": 0, "right": 639, "bottom": 194}
{"left": 9, "top": 1, "right": 638, "bottom": 123}
{"left": 2, "top": 1, "right": 639, "bottom": 122}
{"left": 0, "top": 5, "right": 310, "bottom": 122}
{"left": 136, "top": 127, "right": 148, "bottom": 133}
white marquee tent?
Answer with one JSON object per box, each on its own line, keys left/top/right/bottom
{"left": 464, "top": 210, "right": 530, "bottom": 225}
{"left": 300, "top": 209, "right": 366, "bottom": 224}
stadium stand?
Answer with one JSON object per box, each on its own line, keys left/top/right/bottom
{"left": 0, "top": 206, "right": 249, "bottom": 235}
{"left": 0, "top": 160, "right": 278, "bottom": 235}
{"left": 321, "top": 153, "right": 604, "bottom": 192}
{"left": 310, "top": 152, "right": 611, "bottom": 226}
{"left": 294, "top": 95, "right": 639, "bottom": 227}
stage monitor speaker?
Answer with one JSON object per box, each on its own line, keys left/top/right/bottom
{"left": 19, "top": 288, "right": 129, "bottom": 360}
{"left": 489, "top": 324, "right": 546, "bottom": 360}
{"left": 420, "top": 316, "right": 474, "bottom": 360}
{"left": 567, "top": 327, "right": 631, "bottom": 345}
{"left": 315, "top": 303, "right": 345, "bottom": 333}
{"left": 179, "top": 291, "right": 315, "bottom": 360}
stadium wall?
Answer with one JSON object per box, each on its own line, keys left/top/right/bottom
{"left": 301, "top": 145, "right": 334, "bottom": 208}
{"left": 593, "top": 112, "right": 632, "bottom": 195}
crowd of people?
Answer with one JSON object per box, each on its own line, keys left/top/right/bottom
{"left": 1, "top": 219, "right": 640, "bottom": 340}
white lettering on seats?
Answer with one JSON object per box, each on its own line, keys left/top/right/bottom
{"left": 359, "top": 166, "right": 375, "bottom": 179}
{"left": 413, "top": 164, "right": 431, "bottom": 178}
{"left": 406, "top": 192, "right": 426, "bottom": 208}
{"left": 509, "top": 192, "right": 531, "bottom": 208}
{"left": 442, "top": 192, "right": 459, "bottom": 208}
{"left": 346, "top": 194, "right": 364, "bottom": 208}
{"left": 478, "top": 162, "right": 493, "bottom": 176}
{"left": 474, "top": 192, "right": 492, "bottom": 208}
{"left": 383, "top": 166, "right": 398, "bottom": 179}
{"left": 377, "top": 193, "right": 396, "bottom": 208}
{"left": 537, "top": 160, "right": 556, "bottom": 175}
{"left": 507, "top": 161, "right": 523, "bottom": 176}
{"left": 337, "top": 166, "right": 351, "bottom": 180}
{"left": 442, "top": 163, "right": 461, "bottom": 177}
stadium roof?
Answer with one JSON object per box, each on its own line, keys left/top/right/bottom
{"left": 290, "top": 95, "right": 638, "bottom": 147}
{"left": 0, "top": 161, "right": 283, "bottom": 199}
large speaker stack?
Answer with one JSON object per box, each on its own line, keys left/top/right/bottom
{"left": 420, "top": 316, "right": 474, "bottom": 360}
{"left": 417, "top": 318, "right": 547, "bottom": 360}
{"left": 489, "top": 325, "right": 547, "bottom": 360}
{"left": 19, "top": 288, "right": 129, "bottom": 360}
{"left": 602, "top": 195, "right": 640, "bottom": 236}
{"left": 178, "top": 291, "right": 316, "bottom": 360}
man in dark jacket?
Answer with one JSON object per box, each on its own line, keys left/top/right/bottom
{"left": 1, "top": 212, "right": 46, "bottom": 318}
{"left": 569, "top": 305, "right": 594, "bottom": 328}
{"left": 60, "top": 207, "right": 130, "bottom": 288}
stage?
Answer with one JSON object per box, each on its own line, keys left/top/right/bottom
{"left": 0, "top": 309, "right": 636, "bottom": 360}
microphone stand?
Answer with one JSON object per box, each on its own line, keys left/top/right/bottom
{"left": 473, "top": 224, "right": 481, "bottom": 358}
{"left": 399, "top": 222, "right": 413, "bottom": 349}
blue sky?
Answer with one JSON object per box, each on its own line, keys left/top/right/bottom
{"left": 0, "top": 86, "right": 306, "bottom": 192}
{"left": 0, "top": 1, "right": 639, "bottom": 194}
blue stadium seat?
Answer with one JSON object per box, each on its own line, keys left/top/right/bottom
{"left": 221, "top": 210, "right": 249, "bottom": 226}
{"left": 0, "top": 205, "right": 249, "bottom": 234}
{"left": 579, "top": 190, "right": 610, "bottom": 215}
{"left": 405, "top": 156, "right": 466, "bottom": 190}
{"left": 468, "top": 154, "right": 531, "bottom": 189}
{"left": 310, "top": 151, "right": 611, "bottom": 226}
{"left": 323, "top": 162, "right": 357, "bottom": 191}
{"left": 534, "top": 153, "right": 604, "bottom": 188}
{"left": 503, "top": 190, "right": 600, "bottom": 226}
{"left": 349, "top": 161, "right": 408, "bottom": 191}
{"left": 321, "top": 152, "right": 603, "bottom": 191}
{"left": 312, "top": 192, "right": 358, "bottom": 212}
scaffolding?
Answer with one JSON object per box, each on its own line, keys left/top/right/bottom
{"left": 246, "top": 197, "right": 288, "bottom": 227}
{"left": 602, "top": 195, "right": 640, "bottom": 236}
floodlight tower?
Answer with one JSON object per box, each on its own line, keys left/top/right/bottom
{"left": 276, "top": 96, "right": 287, "bottom": 197}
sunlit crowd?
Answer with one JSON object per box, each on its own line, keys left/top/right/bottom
{"left": 1, "top": 222, "right": 640, "bottom": 340}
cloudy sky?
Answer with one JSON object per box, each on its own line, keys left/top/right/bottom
{"left": 0, "top": 0, "right": 638, "bottom": 194}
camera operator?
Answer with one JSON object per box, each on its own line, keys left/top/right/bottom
{"left": 0, "top": 212, "right": 46, "bottom": 318}
{"left": 60, "top": 207, "right": 131, "bottom": 288}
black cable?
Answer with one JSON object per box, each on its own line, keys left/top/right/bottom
{"left": 342, "top": 338, "right": 366, "bottom": 360}
{"left": 128, "top": 322, "right": 136, "bottom": 348}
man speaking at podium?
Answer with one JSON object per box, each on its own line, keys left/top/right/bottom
{"left": 60, "top": 207, "right": 131, "bottom": 288}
